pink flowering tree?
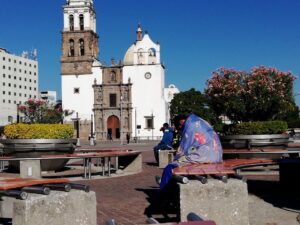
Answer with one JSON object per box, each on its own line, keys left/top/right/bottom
{"left": 18, "top": 99, "right": 73, "bottom": 124}
{"left": 205, "top": 66, "right": 298, "bottom": 122}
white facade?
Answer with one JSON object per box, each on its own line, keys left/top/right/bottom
{"left": 0, "top": 48, "right": 39, "bottom": 126}
{"left": 40, "top": 90, "right": 57, "bottom": 105}
{"left": 123, "top": 31, "right": 167, "bottom": 138}
{"left": 62, "top": 62, "right": 102, "bottom": 120}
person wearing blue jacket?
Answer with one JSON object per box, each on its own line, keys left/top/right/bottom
{"left": 153, "top": 123, "right": 173, "bottom": 163}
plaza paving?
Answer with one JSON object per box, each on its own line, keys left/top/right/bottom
{"left": 72, "top": 141, "right": 300, "bottom": 225}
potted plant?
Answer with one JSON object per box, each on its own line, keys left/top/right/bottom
{"left": 0, "top": 99, "right": 75, "bottom": 171}
{"left": 205, "top": 66, "right": 298, "bottom": 148}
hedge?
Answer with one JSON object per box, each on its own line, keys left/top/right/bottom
{"left": 4, "top": 124, "right": 74, "bottom": 139}
{"left": 226, "top": 121, "right": 288, "bottom": 135}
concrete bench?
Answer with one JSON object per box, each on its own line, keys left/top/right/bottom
{"left": 170, "top": 158, "right": 275, "bottom": 225}
{"left": 0, "top": 150, "right": 142, "bottom": 179}
{"left": 0, "top": 177, "right": 96, "bottom": 225}
{"left": 158, "top": 149, "right": 176, "bottom": 168}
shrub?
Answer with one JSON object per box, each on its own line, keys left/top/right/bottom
{"left": 4, "top": 124, "right": 74, "bottom": 139}
{"left": 225, "top": 121, "right": 288, "bottom": 135}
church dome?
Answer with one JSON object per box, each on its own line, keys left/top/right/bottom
{"left": 123, "top": 44, "right": 135, "bottom": 65}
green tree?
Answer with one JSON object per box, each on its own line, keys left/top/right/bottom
{"left": 170, "top": 88, "right": 220, "bottom": 125}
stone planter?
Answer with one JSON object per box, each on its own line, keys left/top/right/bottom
{"left": 220, "top": 134, "right": 289, "bottom": 149}
{"left": 0, "top": 139, "right": 76, "bottom": 171}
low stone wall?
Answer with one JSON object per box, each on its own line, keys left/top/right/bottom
{"left": 0, "top": 190, "right": 97, "bottom": 225}
{"left": 179, "top": 179, "right": 249, "bottom": 225}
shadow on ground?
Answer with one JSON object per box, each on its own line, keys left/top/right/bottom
{"left": 136, "top": 186, "right": 179, "bottom": 223}
{"left": 247, "top": 178, "right": 300, "bottom": 213}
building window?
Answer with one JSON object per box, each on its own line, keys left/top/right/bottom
{"left": 145, "top": 116, "right": 154, "bottom": 129}
{"left": 2, "top": 91, "right": 5, "bottom": 95}
{"left": 2, "top": 57, "right": 5, "bottom": 61}
{"left": 34, "top": 88, "right": 36, "bottom": 91}
{"left": 69, "top": 15, "right": 74, "bottom": 31}
{"left": 2, "top": 74, "right": 5, "bottom": 78}
{"left": 14, "top": 84, "right": 16, "bottom": 88}
{"left": 8, "top": 100, "right": 11, "bottom": 104}
{"left": 79, "top": 39, "right": 85, "bottom": 56}
{"left": 14, "top": 68, "right": 16, "bottom": 72}
{"left": 8, "top": 83, "right": 11, "bottom": 87}
{"left": 8, "top": 58, "right": 11, "bottom": 62}
{"left": 14, "top": 76, "right": 16, "bottom": 80}
{"left": 2, "top": 82, "right": 5, "bottom": 86}
{"left": 109, "top": 93, "right": 117, "bottom": 107}
{"left": 3, "top": 99, "right": 5, "bottom": 103}
{"left": 19, "top": 61, "right": 22, "bottom": 65}
{"left": 19, "top": 93, "right": 22, "bottom": 97}
{"left": 74, "top": 88, "right": 80, "bottom": 94}
{"left": 14, "top": 60, "right": 16, "bottom": 63}
{"left": 69, "top": 39, "right": 75, "bottom": 57}
{"left": 19, "top": 77, "right": 21, "bottom": 81}
{"left": 8, "top": 67, "right": 11, "bottom": 70}
{"left": 3, "top": 65, "right": 5, "bottom": 69}
{"left": 8, "top": 75, "right": 11, "bottom": 79}
{"left": 110, "top": 71, "right": 116, "bottom": 82}
{"left": 79, "top": 14, "right": 84, "bottom": 31}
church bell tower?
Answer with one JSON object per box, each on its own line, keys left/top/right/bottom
{"left": 61, "top": 0, "right": 99, "bottom": 75}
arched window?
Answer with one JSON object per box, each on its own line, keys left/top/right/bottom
{"left": 79, "top": 39, "right": 85, "bottom": 56}
{"left": 148, "top": 48, "right": 156, "bottom": 64}
{"left": 148, "top": 48, "right": 156, "bottom": 57}
{"left": 137, "top": 48, "right": 144, "bottom": 64}
{"left": 69, "top": 15, "right": 74, "bottom": 31}
{"left": 69, "top": 39, "right": 75, "bottom": 57}
{"left": 110, "top": 71, "right": 116, "bottom": 82}
{"left": 79, "top": 14, "right": 84, "bottom": 31}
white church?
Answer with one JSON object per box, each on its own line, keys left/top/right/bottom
{"left": 61, "top": 0, "right": 179, "bottom": 141}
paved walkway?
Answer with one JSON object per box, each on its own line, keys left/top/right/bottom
{"left": 77, "top": 143, "right": 163, "bottom": 225}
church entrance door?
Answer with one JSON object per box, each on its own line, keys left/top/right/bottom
{"left": 107, "top": 115, "right": 120, "bottom": 139}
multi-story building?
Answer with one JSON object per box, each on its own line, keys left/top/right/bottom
{"left": 0, "top": 48, "right": 39, "bottom": 125}
{"left": 40, "top": 90, "right": 57, "bottom": 105}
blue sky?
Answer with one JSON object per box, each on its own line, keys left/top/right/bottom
{"left": 1, "top": 0, "right": 300, "bottom": 105}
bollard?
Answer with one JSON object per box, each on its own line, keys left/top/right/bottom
{"left": 212, "top": 174, "right": 228, "bottom": 183}
{"left": 70, "top": 183, "right": 90, "bottom": 192}
{"left": 173, "top": 175, "right": 189, "bottom": 184}
{"left": 195, "top": 175, "right": 208, "bottom": 184}
{"left": 44, "top": 183, "right": 71, "bottom": 192}
{"left": 0, "top": 190, "right": 28, "bottom": 200}
{"left": 22, "top": 186, "right": 50, "bottom": 195}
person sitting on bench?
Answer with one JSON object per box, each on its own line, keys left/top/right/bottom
{"left": 153, "top": 123, "right": 174, "bottom": 163}
{"left": 159, "top": 114, "right": 223, "bottom": 190}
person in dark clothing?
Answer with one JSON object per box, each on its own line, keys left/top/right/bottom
{"left": 126, "top": 132, "right": 130, "bottom": 144}
{"left": 153, "top": 123, "right": 173, "bottom": 163}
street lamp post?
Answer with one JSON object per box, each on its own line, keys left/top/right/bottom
{"left": 16, "top": 103, "right": 20, "bottom": 123}
{"left": 90, "top": 114, "right": 94, "bottom": 146}
{"left": 120, "top": 95, "right": 123, "bottom": 145}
